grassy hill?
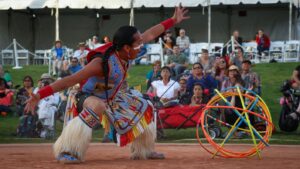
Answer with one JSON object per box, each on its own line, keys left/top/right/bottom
{"left": 0, "top": 62, "right": 299, "bottom": 144}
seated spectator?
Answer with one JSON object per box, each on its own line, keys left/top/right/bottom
{"left": 16, "top": 76, "right": 35, "bottom": 116}
{"left": 146, "top": 60, "right": 161, "bottom": 90}
{"left": 241, "top": 60, "right": 261, "bottom": 95}
{"left": 167, "top": 45, "right": 188, "bottom": 77}
{"left": 233, "top": 30, "right": 243, "bottom": 46}
{"left": 101, "top": 36, "right": 111, "bottom": 44}
{"left": 221, "top": 65, "right": 240, "bottom": 91}
{"left": 214, "top": 57, "right": 229, "bottom": 89}
{"left": 198, "top": 49, "right": 214, "bottom": 75}
{"left": 51, "top": 40, "right": 67, "bottom": 76}
{"left": 230, "top": 47, "right": 244, "bottom": 70}
{"left": 176, "top": 28, "right": 190, "bottom": 57}
{"left": 89, "top": 35, "right": 102, "bottom": 49}
{"left": 0, "top": 78, "right": 13, "bottom": 116}
{"left": 187, "top": 63, "right": 217, "bottom": 97}
{"left": 177, "top": 78, "right": 191, "bottom": 105}
{"left": 68, "top": 57, "right": 83, "bottom": 75}
{"left": 151, "top": 66, "right": 180, "bottom": 104}
{"left": 73, "top": 42, "right": 89, "bottom": 67}
{"left": 0, "top": 65, "right": 13, "bottom": 88}
{"left": 256, "top": 29, "right": 270, "bottom": 56}
{"left": 290, "top": 65, "right": 300, "bottom": 118}
{"left": 190, "top": 83, "right": 208, "bottom": 106}
{"left": 163, "top": 30, "right": 175, "bottom": 55}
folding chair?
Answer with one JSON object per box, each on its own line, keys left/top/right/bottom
{"left": 269, "top": 41, "right": 285, "bottom": 62}
{"left": 284, "top": 40, "right": 300, "bottom": 62}
{"left": 242, "top": 42, "right": 258, "bottom": 63}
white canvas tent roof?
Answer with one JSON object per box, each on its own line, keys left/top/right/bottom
{"left": 0, "top": 0, "right": 299, "bottom": 10}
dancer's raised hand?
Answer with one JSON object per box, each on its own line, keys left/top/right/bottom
{"left": 24, "top": 93, "right": 40, "bottom": 115}
{"left": 172, "top": 3, "right": 190, "bottom": 24}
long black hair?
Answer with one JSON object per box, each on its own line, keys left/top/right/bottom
{"left": 91, "top": 26, "right": 138, "bottom": 109}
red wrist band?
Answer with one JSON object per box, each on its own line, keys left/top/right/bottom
{"left": 37, "top": 85, "right": 54, "bottom": 99}
{"left": 161, "top": 18, "right": 175, "bottom": 31}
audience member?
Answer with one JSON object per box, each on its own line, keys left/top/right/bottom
{"left": 89, "top": 35, "right": 102, "bottom": 49}
{"left": 0, "top": 65, "right": 13, "bottom": 88}
{"left": 51, "top": 40, "right": 67, "bottom": 76}
{"left": 176, "top": 29, "right": 190, "bottom": 57}
{"left": 68, "top": 57, "right": 83, "bottom": 75}
{"left": 167, "top": 45, "right": 188, "bottom": 77}
{"left": 146, "top": 60, "right": 161, "bottom": 90}
{"left": 73, "top": 42, "right": 89, "bottom": 66}
{"left": 231, "top": 47, "right": 244, "bottom": 70}
{"left": 102, "top": 36, "right": 111, "bottom": 44}
{"left": 256, "top": 29, "right": 270, "bottom": 56}
{"left": 187, "top": 63, "right": 217, "bottom": 96}
{"left": 177, "top": 78, "right": 191, "bottom": 105}
{"left": 214, "top": 57, "right": 229, "bottom": 89}
{"left": 16, "top": 76, "right": 35, "bottom": 116}
{"left": 241, "top": 60, "right": 261, "bottom": 95}
{"left": 0, "top": 78, "right": 13, "bottom": 116}
{"left": 163, "top": 30, "right": 176, "bottom": 55}
{"left": 151, "top": 66, "right": 180, "bottom": 103}
{"left": 221, "top": 65, "right": 240, "bottom": 91}
{"left": 233, "top": 30, "right": 243, "bottom": 46}
{"left": 198, "top": 49, "right": 214, "bottom": 75}
{"left": 190, "top": 83, "right": 208, "bottom": 106}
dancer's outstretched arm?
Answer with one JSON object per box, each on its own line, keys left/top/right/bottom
{"left": 142, "top": 3, "right": 190, "bottom": 43}
{"left": 25, "top": 58, "right": 103, "bottom": 113}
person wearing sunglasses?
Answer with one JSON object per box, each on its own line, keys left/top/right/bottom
{"left": 25, "top": 4, "right": 190, "bottom": 164}
{"left": 186, "top": 62, "right": 217, "bottom": 97}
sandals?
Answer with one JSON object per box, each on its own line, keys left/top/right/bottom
{"left": 57, "top": 154, "right": 81, "bottom": 164}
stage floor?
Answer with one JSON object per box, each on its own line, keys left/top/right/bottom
{"left": 0, "top": 143, "right": 299, "bottom": 169}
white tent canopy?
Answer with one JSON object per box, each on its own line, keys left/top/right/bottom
{"left": 0, "top": 0, "right": 299, "bottom": 10}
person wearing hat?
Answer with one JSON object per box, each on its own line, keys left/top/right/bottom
{"left": 73, "top": 42, "right": 89, "bottom": 66}
{"left": 241, "top": 60, "right": 261, "bottom": 95}
{"left": 221, "top": 65, "right": 240, "bottom": 91}
{"left": 51, "top": 40, "right": 67, "bottom": 76}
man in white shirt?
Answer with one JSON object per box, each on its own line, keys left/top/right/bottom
{"left": 73, "top": 42, "right": 89, "bottom": 66}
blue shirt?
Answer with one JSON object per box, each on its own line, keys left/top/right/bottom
{"left": 55, "top": 48, "right": 63, "bottom": 59}
{"left": 186, "top": 74, "right": 218, "bottom": 95}
{"left": 68, "top": 65, "right": 82, "bottom": 74}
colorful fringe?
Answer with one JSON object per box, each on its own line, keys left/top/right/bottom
{"left": 116, "top": 105, "right": 153, "bottom": 147}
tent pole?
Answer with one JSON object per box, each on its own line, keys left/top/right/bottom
{"left": 55, "top": 0, "right": 59, "bottom": 41}
{"left": 208, "top": 0, "right": 211, "bottom": 53}
{"left": 129, "top": 0, "right": 135, "bottom": 26}
{"left": 289, "top": 0, "right": 292, "bottom": 41}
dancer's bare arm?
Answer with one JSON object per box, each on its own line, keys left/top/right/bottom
{"left": 141, "top": 4, "right": 190, "bottom": 43}
{"left": 25, "top": 58, "right": 103, "bottom": 113}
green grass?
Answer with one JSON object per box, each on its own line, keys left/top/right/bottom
{"left": 1, "top": 62, "right": 300, "bottom": 144}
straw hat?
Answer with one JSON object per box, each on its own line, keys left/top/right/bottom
{"left": 40, "top": 73, "right": 55, "bottom": 82}
{"left": 228, "top": 65, "right": 239, "bottom": 71}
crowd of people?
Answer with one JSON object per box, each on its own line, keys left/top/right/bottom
{"left": 0, "top": 27, "right": 269, "bottom": 141}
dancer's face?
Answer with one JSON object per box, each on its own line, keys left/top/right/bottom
{"left": 127, "top": 32, "right": 143, "bottom": 60}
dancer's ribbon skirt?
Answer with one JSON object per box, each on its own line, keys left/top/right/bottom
{"left": 64, "top": 91, "right": 154, "bottom": 147}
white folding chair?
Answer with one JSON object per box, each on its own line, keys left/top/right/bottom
{"left": 17, "top": 49, "right": 29, "bottom": 66}
{"left": 242, "top": 42, "right": 258, "bottom": 63}
{"left": 1, "top": 49, "right": 14, "bottom": 65}
{"left": 34, "top": 50, "right": 47, "bottom": 65}
{"left": 189, "top": 43, "right": 208, "bottom": 64}
{"left": 269, "top": 41, "right": 285, "bottom": 62}
{"left": 210, "top": 43, "right": 224, "bottom": 56}
{"left": 146, "top": 43, "right": 162, "bottom": 64}
{"left": 284, "top": 40, "right": 300, "bottom": 62}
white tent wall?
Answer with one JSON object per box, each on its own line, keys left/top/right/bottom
{"left": 0, "top": 4, "right": 297, "bottom": 51}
